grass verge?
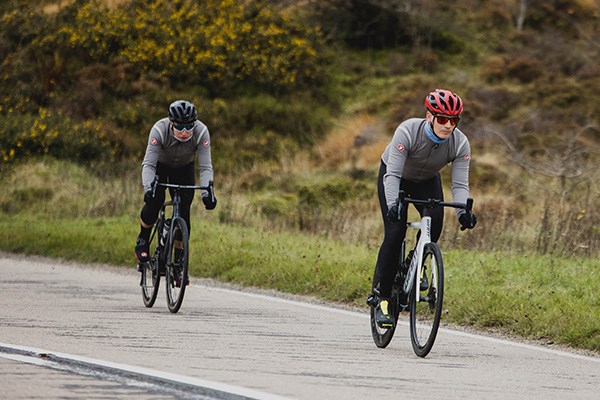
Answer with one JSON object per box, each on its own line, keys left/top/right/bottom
{"left": 1, "top": 213, "right": 598, "bottom": 353}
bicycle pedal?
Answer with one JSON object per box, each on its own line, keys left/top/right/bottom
{"left": 366, "top": 294, "right": 378, "bottom": 307}
{"left": 174, "top": 275, "right": 189, "bottom": 288}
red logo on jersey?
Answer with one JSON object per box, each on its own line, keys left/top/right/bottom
{"left": 396, "top": 143, "right": 405, "bottom": 152}
{"left": 203, "top": 139, "right": 209, "bottom": 147}
{"left": 151, "top": 137, "right": 157, "bottom": 145}
{"left": 464, "top": 153, "right": 470, "bottom": 161}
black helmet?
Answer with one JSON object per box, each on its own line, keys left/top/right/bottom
{"left": 168, "top": 100, "right": 198, "bottom": 124}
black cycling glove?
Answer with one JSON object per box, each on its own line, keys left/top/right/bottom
{"left": 459, "top": 211, "right": 477, "bottom": 230}
{"left": 143, "top": 178, "right": 158, "bottom": 204}
{"left": 202, "top": 194, "right": 217, "bottom": 210}
{"left": 143, "top": 189, "right": 155, "bottom": 204}
{"left": 386, "top": 202, "right": 403, "bottom": 223}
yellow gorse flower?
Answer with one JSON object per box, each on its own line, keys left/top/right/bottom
{"left": 59, "top": 0, "right": 323, "bottom": 89}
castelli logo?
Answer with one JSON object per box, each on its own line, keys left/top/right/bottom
{"left": 396, "top": 143, "right": 405, "bottom": 152}
{"left": 203, "top": 140, "right": 209, "bottom": 147}
{"left": 464, "top": 153, "right": 470, "bottom": 161}
{"left": 151, "top": 137, "right": 157, "bottom": 145}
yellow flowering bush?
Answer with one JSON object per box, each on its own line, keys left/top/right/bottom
{"left": 59, "top": 0, "right": 326, "bottom": 90}
{"left": 0, "top": 0, "right": 331, "bottom": 165}
{"left": 0, "top": 108, "right": 114, "bottom": 164}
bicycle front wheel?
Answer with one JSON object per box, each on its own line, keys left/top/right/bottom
{"left": 140, "top": 226, "right": 161, "bottom": 308}
{"left": 409, "top": 242, "right": 444, "bottom": 357}
{"left": 165, "top": 217, "right": 189, "bottom": 313}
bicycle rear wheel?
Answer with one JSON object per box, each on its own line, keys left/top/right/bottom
{"left": 165, "top": 217, "right": 189, "bottom": 313}
{"left": 140, "top": 225, "right": 161, "bottom": 308}
{"left": 409, "top": 242, "right": 444, "bottom": 357}
{"left": 369, "top": 270, "right": 402, "bottom": 348}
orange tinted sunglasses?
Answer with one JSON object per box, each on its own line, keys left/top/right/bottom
{"left": 434, "top": 115, "right": 460, "bottom": 126}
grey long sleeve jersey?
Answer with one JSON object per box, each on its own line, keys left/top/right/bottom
{"left": 381, "top": 118, "right": 471, "bottom": 217}
{"left": 141, "top": 118, "right": 214, "bottom": 195}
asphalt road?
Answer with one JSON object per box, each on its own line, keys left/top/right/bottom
{"left": 0, "top": 253, "right": 598, "bottom": 399}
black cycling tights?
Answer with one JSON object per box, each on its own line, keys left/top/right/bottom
{"left": 140, "top": 162, "right": 196, "bottom": 234}
{"left": 375, "top": 161, "right": 444, "bottom": 298}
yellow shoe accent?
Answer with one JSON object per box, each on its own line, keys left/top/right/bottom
{"left": 380, "top": 300, "right": 389, "bottom": 315}
{"left": 376, "top": 299, "right": 394, "bottom": 328}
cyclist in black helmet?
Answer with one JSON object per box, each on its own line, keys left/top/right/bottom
{"left": 134, "top": 100, "right": 217, "bottom": 264}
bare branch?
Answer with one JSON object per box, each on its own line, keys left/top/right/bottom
{"left": 483, "top": 127, "right": 590, "bottom": 180}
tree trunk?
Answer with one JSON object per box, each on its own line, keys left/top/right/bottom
{"left": 516, "top": 0, "right": 528, "bottom": 31}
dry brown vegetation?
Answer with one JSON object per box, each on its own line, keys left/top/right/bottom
{"left": 2, "top": 0, "right": 599, "bottom": 257}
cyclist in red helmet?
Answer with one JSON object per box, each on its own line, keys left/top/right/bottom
{"left": 369, "top": 89, "right": 477, "bottom": 329}
{"left": 134, "top": 100, "right": 217, "bottom": 265}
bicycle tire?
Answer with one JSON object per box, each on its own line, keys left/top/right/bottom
{"left": 140, "top": 223, "right": 161, "bottom": 308}
{"left": 369, "top": 269, "right": 402, "bottom": 348}
{"left": 165, "top": 217, "right": 189, "bottom": 313}
{"left": 409, "top": 242, "right": 444, "bottom": 357}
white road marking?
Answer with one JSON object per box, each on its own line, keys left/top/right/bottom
{"left": 204, "top": 284, "right": 600, "bottom": 363}
{"left": 0, "top": 342, "right": 292, "bottom": 400}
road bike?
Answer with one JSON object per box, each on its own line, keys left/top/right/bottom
{"left": 368, "top": 190, "right": 474, "bottom": 357}
{"left": 139, "top": 179, "right": 214, "bottom": 313}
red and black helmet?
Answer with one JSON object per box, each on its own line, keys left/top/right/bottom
{"left": 425, "top": 89, "right": 463, "bottom": 116}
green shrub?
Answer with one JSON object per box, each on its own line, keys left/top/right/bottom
{"left": 57, "top": 0, "right": 327, "bottom": 92}
{"left": 481, "top": 54, "right": 544, "bottom": 84}
{"left": 506, "top": 56, "right": 545, "bottom": 84}
{"left": 214, "top": 132, "right": 300, "bottom": 173}
{"left": 297, "top": 176, "right": 360, "bottom": 208}
{"left": 0, "top": 108, "right": 114, "bottom": 165}
{"left": 469, "top": 86, "right": 519, "bottom": 121}
{"left": 212, "top": 93, "right": 333, "bottom": 143}
{"left": 0, "top": 0, "right": 336, "bottom": 165}
{"left": 469, "top": 160, "right": 511, "bottom": 189}
{"left": 480, "top": 55, "right": 508, "bottom": 83}
{"left": 252, "top": 192, "right": 298, "bottom": 220}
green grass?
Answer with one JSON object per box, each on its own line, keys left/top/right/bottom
{"left": 444, "top": 252, "right": 600, "bottom": 351}
{"left": 0, "top": 213, "right": 375, "bottom": 304}
{"left": 1, "top": 212, "right": 598, "bottom": 353}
